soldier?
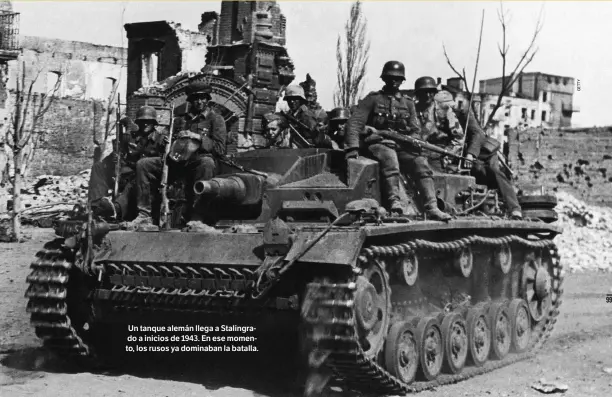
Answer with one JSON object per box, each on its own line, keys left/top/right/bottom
{"left": 89, "top": 106, "right": 163, "bottom": 221}
{"left": 327, "top": 107, "right": 350, "bottom": 149}
{"left": 127, "top": 81, "right": 227, "bottom": 230}
{"left": 345, "top": 61, "right": 451, "bottom": 220}
{"left": 263, "top": 112, "right": 291, "bottom": 148}
{"left": 282, "top": 85, "right": 323, "bottom": 147}
{"left": 413, "top": 76, "right": 522, "bottom": 219}
{"left": 413, "top": 78, "right": 465, "bottom": 172}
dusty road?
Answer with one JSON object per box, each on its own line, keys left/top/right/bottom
{"left": 1, "top": 228, "right": 612, "bottom": 397}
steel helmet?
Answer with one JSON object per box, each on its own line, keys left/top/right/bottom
{"left": 186, "top": 81, "right": 213, "bottom": 100}
{"left": 284, "top": 85, "right": 306, "bottom": 101}
{"left": 330, "top": 107, "right": 350, "bottom": 122}
{"left": 135, "top": 106, "right": 158, "bottom": 124}
{"left": 414, "top": 76, "right": 438, "bottom": 92}
{"left": 380, "top": 61, "right": 406, "bottom": 80}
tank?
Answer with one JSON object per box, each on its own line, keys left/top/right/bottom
{"left": 25, "top": 143, "right": 564, "bottom": 395}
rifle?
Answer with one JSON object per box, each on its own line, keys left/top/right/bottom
{"left": 366, "top": 126, "right": 478, "bottom": 164}
{"left": 280, "top": 110, "right": 315, "bottom": 148}
{"left": 113, "top": 94, "right": 123, "bottom": 200}
{"left": 159, "top": 104, "right": 175, "bottom": 230}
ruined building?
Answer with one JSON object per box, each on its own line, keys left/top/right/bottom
{"left": 125, "top": 0, "right": 295, "bottom": 152}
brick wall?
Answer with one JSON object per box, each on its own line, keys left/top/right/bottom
{"left": 508, "top": 127, "right": 612, "bottom": 206}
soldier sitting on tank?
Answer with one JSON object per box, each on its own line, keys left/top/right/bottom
{"left": 89, "top": 106, "right": 165, "bottom": 221}
{"left": 282, "top": 85, "right": 334, "bottom": 149}
{"left": 126, "top": 81, "right": 227, "bottom": 231}
{"left": 299, "top": 73, "right": 329, "bottom": 126}
{"left": 345, "top": 61, "right": 451, "bottom": 221}
{"left": 413, "top": 78, "right": 465, "bottom": 173}
{"left": 262, "top": 112, "right": 292, "bottom": 148}
{"left": 327, "top": 107, "right": 350, "bottom": 150}
{"left": 413, "top": 76, "right": 522, "bottom": 219}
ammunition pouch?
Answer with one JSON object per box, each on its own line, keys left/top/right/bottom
{"left": 481, "top": 136, "right": 501, "bottom": 155}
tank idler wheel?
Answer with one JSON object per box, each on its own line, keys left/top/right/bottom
{"left": 415, "top": 316, "right": 444, "bottom": 381}
{"left": 488, "top": 301, "right": 511, "bottom": 360}
{"left": 441, "top": 312, "right": 468, "bottom": 374}
{"left": 508, "top": 299, "right": 532, "bottom": 353}
{"left": 466, "top": 306, "right": 491, "bottom": 367}
{"left": 522, "top": 254, "right": 553, "bottom": 323}
{"left": 384, "top": 321, "right": 419, "bottom": 384}
{"left": 399, "top": 251, "right": 419, "bottom": 286}
{"left": 493, "top": 244, "right": 512, "bottom": 274}
{"left": 453, "top": 246, "right": 473, "bottom": 278}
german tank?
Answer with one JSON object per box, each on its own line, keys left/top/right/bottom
{"left": 25, "top": 141, "right": 563, "bottom": 395}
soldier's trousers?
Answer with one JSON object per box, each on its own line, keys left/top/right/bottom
{"left": 366, "top": 143, "right": 433, "bottom": 179}
{"left": 471, "top": 154, "right": 521, "bottom": 212}
{"left": 88, "top": 154, "right": 116, "bottom": 202}
{"left": 135, "top": 154, "right": 216, "bottom": 221}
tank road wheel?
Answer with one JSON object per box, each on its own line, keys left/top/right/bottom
{"left": 522, "top": 254, "right": 553, "bottom": 322}
{"left": 355, "top": 259, "right": 391, "bottom": 358}
{"left": 415, "top": 317, "right": 444, "bottom": 381}
{"left": 466, "top": 306, "right": 491, "bottom": 367}
{"left": 384, "top": 321, "right": 419, "bottom": 384}
{"left": 488, "top": 302, "right": 511, "bottom": 360}
{"left": 441, "top": 313, "right": 468, "bottom": 374}
{"left": 508, "top": 299, "right": 532, "bottom": 353}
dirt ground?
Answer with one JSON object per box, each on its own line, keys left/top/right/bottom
{"left": 1, "top": 228, "right": 612, "bottom": 397}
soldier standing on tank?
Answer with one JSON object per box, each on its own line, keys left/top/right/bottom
{"left": 344, "top": 61, "right": 451, "bottom": 220}
{"left": 127, "top": 81, "right": 227, "bottom": 230}
{"left": 413, "top": 76, "right": 522, "bottom": 219}
{"left": 327, "top": 107, "right": 350, "bottom": 149}
{"left": 89, "top": 106, "right": 163, "bottom": 221}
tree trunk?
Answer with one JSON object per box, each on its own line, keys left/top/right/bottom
{"left": 12, "top": 152, "right": 22, "bottom": 240}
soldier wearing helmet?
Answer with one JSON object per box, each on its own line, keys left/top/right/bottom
{"left": 282, "top": 85, "right": 330, "bottom": 148}
{"left": 345, "top": 61, "right": 450, "bottom": 220}
{"left": 89, "top": 105, "right": 166, "bottom": 222}
{"left": 327, "top": 107, "right": 350, "bottom": 149}
{"left": 127, "top": 80, "right": 227, "bottom": 231}
{"left": 413, "top": 76, "right": 522, "bottom": 219}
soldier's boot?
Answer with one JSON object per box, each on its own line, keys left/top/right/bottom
{"left": 123, "top": 211, "right": 157, "bottom": 231}
{"left": 385, "top": 174, "right": 408, "bottom": 215}
{"left": 397, "top": 175, "right": 419, "bottom": 217}
{"left": 416, "top": 177, "right": 452, "bottom": 222}
{"left": 509, "top": 208, "right": 523, "bottom": 220}
{"left": 91, "top": 197, "right": 121, "bottom": 221}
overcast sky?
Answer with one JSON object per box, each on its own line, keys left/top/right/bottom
{"left": 12, "top": 1, "right": 612, "bottom": 127}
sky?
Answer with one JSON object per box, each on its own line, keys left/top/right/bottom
{"left": 11, "top": 0, "right": 612, "bottom": 127}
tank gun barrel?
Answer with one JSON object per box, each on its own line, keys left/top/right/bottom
{"left": 193, "top": 173, "right": 265, "bottom": 205}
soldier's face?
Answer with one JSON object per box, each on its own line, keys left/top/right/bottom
{"left": 190, "top": 95, "right": 210, "bottom": 113}
{"left": 267, "top": 120, "right": 282, "bottom": 139}
{"left": 286, "top": 98, "right": 302, "bottom": 111}
{"left": 383, "top": 77, "right": 404, "bottom": 90}
{"left": 332, "top": 121, "right": 347, "bottom": 136}
{"left": 417, "top": 90, "right": 436, "bottom": 105}
{"left": 137, "top": 121, "right": 156, "bottom": 134}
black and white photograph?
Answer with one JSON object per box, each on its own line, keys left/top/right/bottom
{"left": 0, "top": 1, "right": 611, "bottom": 396}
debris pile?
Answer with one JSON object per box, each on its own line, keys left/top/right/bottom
{"left": 0, "top": 170, "right": 90, "bottom": 227}
{"left": 554, "top": 191, "right": 612, "bottom": 272}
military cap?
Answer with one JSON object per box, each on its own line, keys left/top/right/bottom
{"left": 434, "top": 90, "right": 454, "bottom": 104}
{"left": 284, "top": 85, "right": 306, "bottom": 101}
{"left": 330, "top": 107, "right": 350, "bottom": 121}
{"left": 415, "top": 76, "right": 438, "bottom": 92}
{"left": 186, "top": 81, "right": 213, "bottom": 100}
{"left": 380, "top": 61, "right": 406, "bottom": 80}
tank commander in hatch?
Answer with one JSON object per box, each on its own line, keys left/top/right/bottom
{"left": 126, "top": 80, "right": 227, "bottom": 231}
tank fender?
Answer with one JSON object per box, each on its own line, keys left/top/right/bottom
{"left": 284, "top": 229, "right": 365, "bottom": 266}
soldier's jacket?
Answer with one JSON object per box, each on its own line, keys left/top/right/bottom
{"left": 172, "top": 108, "right": 227, "bottom": 157}
{"left": 345, "top": 88, "right": 420, "bottom": 150}
{"left": 415, "top": 99, "right": 464, "bottom": 154}
{"left": 120, "top": 129, "right": 166, "bottom": 168}
{"left": 309, "top": 104, "right": 329, "bottom": 126}
{"left": 455, "top": 108, "right": 486, "bottom": 158}
{"left": 286, "top": 104, "right": 320, "bottom": 144}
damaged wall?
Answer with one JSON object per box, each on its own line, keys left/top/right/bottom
{"left": 508, "top": 127, "right": 612, "bottom": 206}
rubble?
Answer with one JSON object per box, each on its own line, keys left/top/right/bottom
{"left": 554, "top": 191, "right": 612, "bottom": 272}
{"left": 530, "top": 378, "right": 569, "bottom": 394}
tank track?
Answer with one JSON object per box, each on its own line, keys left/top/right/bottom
{"left": 303, "top": 234, "right": 563, "bottom": 395}
{"left": 25, "top": 244, "right": 93, "bottom": 358}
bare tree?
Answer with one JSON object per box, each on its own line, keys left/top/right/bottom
{"left": 444, "top": 2, "right": 544, "bottom": 127}
{"left": 333, "top": 1, "right": 371, "bottom": 108}
{"left": 4, "top": 60, "right": 63, "bottom": 239}
{"left": 92, "top": 82, "right": 119, "bottom": 164}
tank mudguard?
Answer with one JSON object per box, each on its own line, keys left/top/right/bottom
{"left": 285, "top": 229, "right": 365, "bottom": 266}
